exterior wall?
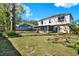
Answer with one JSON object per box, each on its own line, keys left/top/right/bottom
{"left": 38, "top": 14, "right": 72, "bottom": 33}
{"left": 39, "top": 25, "right": 70, "bottom": 33}
{"left": 59, "top": 25, "right": 70, "bottom": 33}
{"left": 38, "top": 15, "right": 72, "bottom": 26}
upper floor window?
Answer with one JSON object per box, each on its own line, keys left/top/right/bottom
{"left": 58, "top": 16, "right": 65, "bottom": 22}
{"left": 49, "top": 19, "right": 51, "bottom": 23}
{"left": 41, "top": 21, "right": 43, "bottom": 24}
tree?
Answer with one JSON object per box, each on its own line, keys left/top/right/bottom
{"left": 69, "top": 20, "right": 79, "bottom": 34}
{"left": 11, "top": 3, "right": 27, "bottom": 31}
{"left": 0, "top": 3, "right": 27, "bottom": 31}
{"left": 0, "top": 4, "right": 11, "bottom": 31}
{"left": 23, "top": 20, "right": 38, "bottom": 26}
{"left": 16, "top": 17, "right": 23, "bottom": 25}
{"left": 11, "top": 3, "right": 16, "bottom": 31}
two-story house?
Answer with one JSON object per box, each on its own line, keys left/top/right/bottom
{"left": 38, "top": 13, "right": 73, "bottom": 33}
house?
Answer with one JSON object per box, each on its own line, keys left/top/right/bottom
{"left": 16, "top": 24, "right": 33, "bottom": 31}
{"left": 38, "top": 13, "right": 73, "bottom": 33}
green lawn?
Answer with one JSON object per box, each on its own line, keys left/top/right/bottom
{"left": 8, "top": 31, "right": 79, "bottom": 56}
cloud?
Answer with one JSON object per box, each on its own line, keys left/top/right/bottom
{"left": 25, "top": 6, "right": 32, "bottom": 17}
{"left": 54, "top": 3, "right": 79, "bottom": 8}
{"left": 25, "top": 7, "right": 33, "bottom": 17}
{"left": 22, "top": 4, "right": 33, "bottom": 17}
{"left": 25, "top": 13, "right": 33, "bottom": 17}
{"left": 26, "top": 7, "right": 31, "bottom": 13}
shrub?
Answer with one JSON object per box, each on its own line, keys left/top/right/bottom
{"left": 0, "top": 32, "right": 3, "bottom": 37}
{"left": 70, "top": 42, "right": 79, "bottom": 54}
{"left": 69, "top": 24, "right": 79, "bottom": 35}
{"left": 5, "top": 31, "right": 22, "bottom": 37}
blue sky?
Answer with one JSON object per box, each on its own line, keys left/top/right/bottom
{"left": 20, "top": 3, "right": 79, "bottom": 21}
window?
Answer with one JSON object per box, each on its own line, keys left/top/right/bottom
{"left": 61, "top": 16, "right": 64, "bottom": 19}
{"left": 58, "top": 16, "right": 65, "bottom": 22}
{"left": 49, "top": 19, "right": 51, "bottom": 23}
{"left": 61, "top": 16, "right": 64, "bottom": 21}
{"left": 41, "top": 21, "right": 43, "bottom": 24}
{"left": 58, "top": 17, "right": 61, "bottom": 22}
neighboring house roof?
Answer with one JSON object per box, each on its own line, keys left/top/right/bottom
{"left": 16, "top": 24, "right": 33, "bottom": 30}
{"left": 39, "top": 13, "right": 73, "bottom": 21}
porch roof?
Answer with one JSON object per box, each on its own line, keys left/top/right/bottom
{"left": 38, "top": 23, "right": 70, "bottom": 27}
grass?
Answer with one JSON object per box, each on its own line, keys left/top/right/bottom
{"left": 8, "top": 31, "right": 79, "bottom": 56}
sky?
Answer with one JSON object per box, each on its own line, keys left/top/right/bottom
{"left": 20, "top": 3, "right": 79, "bottom": 21}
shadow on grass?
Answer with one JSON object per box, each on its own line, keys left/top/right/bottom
{"left": 22, "top": 32, "right": 71, "bottom": 37}
{"left": 23, "top": 33, "right": 53, "bottom": 36}
{"left": 0, "top": 36, "right": 21, "bottom": 56}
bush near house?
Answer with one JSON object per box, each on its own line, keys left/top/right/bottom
{"left": 0, "top": 32, "right": 3, "bottom": 37}
{"left": 0, "top": 32, "right": 5, "bottom": 38}
{"left": 5, "top": 31, "right": 22, "bottom": 37}
{"left": 69, "top": 24, "right": 79, "bottom": 34}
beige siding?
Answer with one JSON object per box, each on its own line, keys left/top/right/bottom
{"left": 59, "top": 25, "right": 70, "bottom": 33}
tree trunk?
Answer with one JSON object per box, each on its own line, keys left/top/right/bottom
{"left": 11, "top": 3, "right": 16, "bottom": 31}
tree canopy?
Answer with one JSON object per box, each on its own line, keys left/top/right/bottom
{"left": 0, "top": 3, "right": 27, "bottom": 31}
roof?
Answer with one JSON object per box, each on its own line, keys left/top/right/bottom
{"left": 39, "top": 13, "right": 73, "bottom": 21}
{"left": 20, "top": 24, "right": 32, "bottom": 26}
{"left": 16, "top": 24, "right": 33, "bottom": 30}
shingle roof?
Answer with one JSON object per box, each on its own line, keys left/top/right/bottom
{"left": 39, "top": 13, "right": 73, "bottom": 21}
